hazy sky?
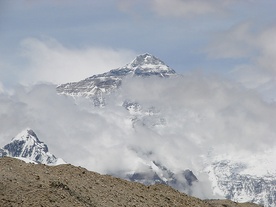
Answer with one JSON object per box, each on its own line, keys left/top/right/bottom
{"left": 0, "top": 0, "right": 276, "bottom": 88}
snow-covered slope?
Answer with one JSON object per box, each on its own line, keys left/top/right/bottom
{"left": 0, "top": 129, "right": 65, "bottom": 165}
{"left": 202, "top": 150, "right": 276, "bottom": 207}
{"left": 206, "top": 160, "right": 275, "bottom": 207}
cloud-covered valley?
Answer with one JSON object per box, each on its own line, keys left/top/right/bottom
{"left": 0, "top": 73, "right": 275, "bottom": 177}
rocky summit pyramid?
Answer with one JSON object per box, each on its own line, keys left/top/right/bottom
{"left": 0, "top": 129, "right": 65, "bottom": 165}
{"left": 56, "top": 53, "right": 176, "bottom": 106}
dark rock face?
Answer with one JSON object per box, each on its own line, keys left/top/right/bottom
{"left": 183, "top": 170, "right": 198, "bottom": 186}
{"left": 129, "top": 172, "right": 166, "bottom": 185}
{"left": 0, "top": 148, "right": 7, "bottom": 157}
{"left": 126, "top": 160, "right": 198, "bottom": 193}
{"left": 4, "top": 140, "right": 30, "bottom": 157}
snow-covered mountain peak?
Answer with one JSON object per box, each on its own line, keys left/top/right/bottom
{"left": 127, "top": 53, "right": 166, "bottom": 68}
{"left": 123, "top": 53, "right": 175, "bottom": 76}
{"left": 11, "top": 128, "right": 41, "bottom": 143}
{"left": 56, "top": 53, "right": 176, "bottom": 106}
{"left": 1, "top": 129, "right": 65, "bottom": 165}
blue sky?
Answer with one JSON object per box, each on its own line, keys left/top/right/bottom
{"left": 0, "top": 0, "right": 276, "bottom": 88}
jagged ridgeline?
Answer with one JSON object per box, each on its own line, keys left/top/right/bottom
{"left": 56, "top": 53, "right": 176, "bottom": 107}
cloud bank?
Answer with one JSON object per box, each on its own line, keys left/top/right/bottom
{"left": 1, "top": 74, "right": 275, "bottom": 173}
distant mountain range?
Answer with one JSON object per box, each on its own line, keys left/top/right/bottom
{"left": 1, "top": 54, "right": 275, "bottom": 207}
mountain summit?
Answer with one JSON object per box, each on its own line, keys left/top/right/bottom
{"left": 121, "top": 53, "right": 175, "bottom": 77}
{"left": 56, "top": 53, "right": 175, "bottom": 106}
{"left": 0, "top": 129, "right": 65, "bottom": 165}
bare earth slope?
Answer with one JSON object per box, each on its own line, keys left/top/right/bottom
{"left": 0, "top": 157, "right": 261, "bottom": 207}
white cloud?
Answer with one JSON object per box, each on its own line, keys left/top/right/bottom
{"left": 121, "top": 76, "right": 276, "bottom": 153}
{"left": 19, "top": 37, "right": 136, "bottom": 85}
{"left": 0, "top": 83, "right": 136, "bottom": 173}
{"left": 1, "top": 74, "right": 275, "bottom": 171}
{"left": 0, "top": 71, "right": 275, "bottom": 198}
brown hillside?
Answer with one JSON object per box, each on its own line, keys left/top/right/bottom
{"left": 0, "top": 157, "right": 261, "bottom": 207}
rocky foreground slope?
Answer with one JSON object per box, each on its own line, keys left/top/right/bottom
{"left": 0, "top": 157, "right": 261, "bottom": 207}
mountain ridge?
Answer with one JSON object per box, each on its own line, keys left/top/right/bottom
{"left": 0, "top": 156, "right": 261, "bottom": 207}
{"left": 56, "top": 53, "right": 176, "bottom": 106}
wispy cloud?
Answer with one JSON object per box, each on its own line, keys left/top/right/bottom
{"left": 205, "top": 22, "right": 276, "bottom": 72}
{"left": 205, "top": 23, "right": 254, "bottom": 59}
{"left": 18, "top": 37, "right": 136, "bottom": 85}
{"left": 204, "top": 22, "right": 276, "bottom": 91}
